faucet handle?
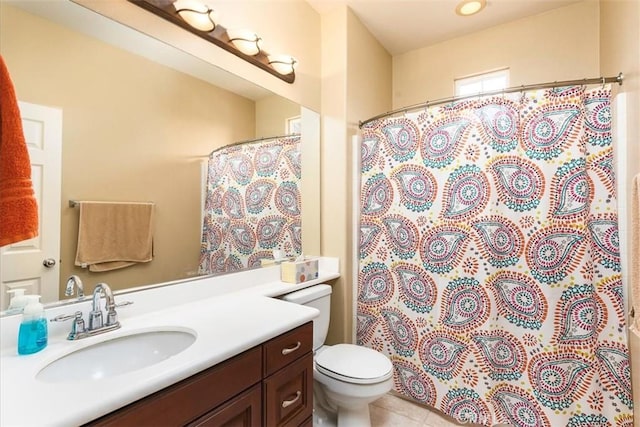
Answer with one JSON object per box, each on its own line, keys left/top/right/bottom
{"left": 115, "top": 300, "right": 134, "bottom": 308}
{"left": 101, "top": 300, "right": 133, "bottom": 327}
{"left": 51, "top": 311, "right": 86, "bottom": 340}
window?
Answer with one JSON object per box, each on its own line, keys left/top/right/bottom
{"left": 455, "top": 69, "right": 510, "bottom": 96}
{"left": 286, "top": 116, "right": 301, "bottom": 134}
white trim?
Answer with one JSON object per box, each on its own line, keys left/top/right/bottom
{"left": 614, "top": 93, "right": 629, "bottom": 314}
{"left": 455, "top": 68, "right": 510, "bottom": 96}
{"left": 351, "top": 134, "right": 362, "bottom": 344}
{"left": 200, "top": 159, "right": 208, "bottom": 244}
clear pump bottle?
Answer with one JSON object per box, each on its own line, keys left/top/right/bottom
{"left": 6, "top": 288, "right": 28, "bottom": 313}
{"left": 17, "top": 295, "right": 48, "bottom": 355}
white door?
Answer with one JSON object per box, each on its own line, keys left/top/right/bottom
{"left": 0, "top": 102, "right": 62, "bottom": 309}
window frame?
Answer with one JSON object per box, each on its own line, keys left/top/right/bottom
{"left": 454, "top": 69, "right": 510, "bottom": 97}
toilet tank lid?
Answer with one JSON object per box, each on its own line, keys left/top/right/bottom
{"left": 280, "top": 284, "right": 332, "bottom": 304}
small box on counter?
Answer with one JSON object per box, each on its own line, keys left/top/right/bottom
{"left": 281, "top": 257, "right": 319, "bottom": 284}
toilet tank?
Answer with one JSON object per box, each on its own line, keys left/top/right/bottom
{"left": 280, "top": 284, "right": 332, "bottom": 351}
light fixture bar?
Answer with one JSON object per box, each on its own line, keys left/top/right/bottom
{"left": 127, "top": 0, "right": 295, "bottom": 84}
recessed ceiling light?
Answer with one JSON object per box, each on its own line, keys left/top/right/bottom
{"left": 456, "top": 0, "right": 487, "bottom": 16}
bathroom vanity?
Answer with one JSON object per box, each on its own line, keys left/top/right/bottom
{"left": 88, "top": 322, "right": 313, "bottom": 427}
{"left": 0, "top": 258, "right": 339, "bottom": 427}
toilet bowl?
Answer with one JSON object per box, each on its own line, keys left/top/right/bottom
{"left": 280, "top": 285, "right": 393, "bottom": 427}
{"left": 314, "top": 344, "right": 393, "bottom": 426}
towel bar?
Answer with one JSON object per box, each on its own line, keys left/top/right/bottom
{"left": 69, "top": 200, "right": 154, "bottom": 207}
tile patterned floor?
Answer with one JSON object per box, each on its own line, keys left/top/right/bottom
{"left": 369, "top": 393, "right": 470, "bottom": 427}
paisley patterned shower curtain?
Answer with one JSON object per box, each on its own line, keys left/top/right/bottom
{"left": 199, "top": 135, "right": 302, "bottom": 274}
{"left": 357, "top": 85, "right": 633, "bottom": 426}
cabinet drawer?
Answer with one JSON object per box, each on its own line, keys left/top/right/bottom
{"left": 263, "top": 322, "right": 313, "bottom": 377}
{"left": 188, "top": 384, "right": 262, "bottom": 427}
{"left": 87, "top": 346, "right": 262, "bottom": 426}
{"left": 263, "top": 353, "right": 313, "bottom": 427}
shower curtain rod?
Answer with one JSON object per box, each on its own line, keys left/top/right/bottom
{"left": 358, "top": 72, "right": 624, "bottom": 128}
{"left": 209, "top": 133, "right": 300, "bottom": 156}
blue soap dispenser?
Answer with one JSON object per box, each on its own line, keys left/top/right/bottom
{"left": 18, "top": 295, "right": 48, "bottom": 355}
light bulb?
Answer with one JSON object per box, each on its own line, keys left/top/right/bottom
{"left": 173, "top": 0, "right": 218, "bottom": 32}
{"left": 227, "top": 29, "right": 262, "bottom": 56}
{"left": 267, "top": 55, "right": 297, "bottom": 75}
{"left": 455, "top": 0, "right": 486, "bottom": 16}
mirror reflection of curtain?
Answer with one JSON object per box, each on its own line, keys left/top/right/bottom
{"left": 199, "top": 135, "right": 302, "bottom": 274}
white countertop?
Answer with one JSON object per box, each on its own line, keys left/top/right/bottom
{"left": 0, "top": 257, "right": 340, "bottom": 427}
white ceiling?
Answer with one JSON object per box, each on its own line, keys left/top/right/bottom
{"left": 307, "top": 0, "right": 582, "bottom": 55}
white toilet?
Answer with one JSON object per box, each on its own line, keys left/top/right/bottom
{"left": 281, "top": 284, "right": 393, "bottom": 427}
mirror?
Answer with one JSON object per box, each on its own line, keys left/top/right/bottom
{"left": 0, "top": 0, "right": 319, "bottom": 310}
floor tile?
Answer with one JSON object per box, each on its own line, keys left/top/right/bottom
{"left": 369, "top": 392, "right": 479, "bottom": 427}
{"left": 369, "top": 404, "right": 425, "bottom": 427}
{"left": 371, "top": 393, "right": 430, "bottom": 423}
{"left": 423, "top": 407, "right": 468, "bottom": 426}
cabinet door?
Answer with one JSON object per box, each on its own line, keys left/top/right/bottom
{"left": 263, "top": 353, "right": 313, "bottom": 427}
{"left": 87, "top": 347, "right": 262, "bottom": 426}
{"left": 189, "top": 384, "right": 261, "bottom": 427}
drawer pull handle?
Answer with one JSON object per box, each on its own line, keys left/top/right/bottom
{"left": 281, "top": 341, "right": 301, "bottom": 355}
{"left": 282, "top": 391, "right": 302, "bottom": 408}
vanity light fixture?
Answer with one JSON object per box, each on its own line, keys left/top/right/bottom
{"left": 227, "top": 29, "right": 263, "bottom": 56}
{"left": 267, "top": 55, "right": 297, "bottom": 76}
{"left": 128, "top": 0, "right": 296, "bottom": 83}
{"left": 173, "top": 0, "right": 217, "bottom": 31}
{"left": 455, "top": 0, "right": 487, "bottom": 16}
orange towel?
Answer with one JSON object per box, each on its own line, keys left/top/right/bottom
{"left": 0, "top": 55, "right": 38, "bottom": 247}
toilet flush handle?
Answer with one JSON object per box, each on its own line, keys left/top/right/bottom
{"left": 281, "top": 341, "right": 301, "bottom": 355}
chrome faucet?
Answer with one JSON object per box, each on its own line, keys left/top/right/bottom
{"left": 89, "top": 283, "right": 118, "bottom": 330}
{"left": 52, "top": 282, "right": 132, "bottom": 340}
{"left": 64, "top": 275, "right": 84, "bottom": 298}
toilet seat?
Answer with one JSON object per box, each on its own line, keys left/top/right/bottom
{"left": 315, "top": 344, "right": 392, "bottom": 385}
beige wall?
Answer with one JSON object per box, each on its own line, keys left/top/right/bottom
{"left": 321, "top": 6, "right": 350, "bottom": 345}
{"left": 255, "top": 95, "right": 300, "bottom": 137}
{"left": 78, "top": 0, "right": 322, "bottom": 111}
{"left": 1, "top": 5, "right": 255, "bottom": 296}
{"left": 320, "top": 6, "right": 392, "bottom": 344}
{"left": 600, "top": 0, "right": 640, "bottom": 421}
{"left": 344, "top": 9, "right": 393, "bottom": 342}
{"left": 392, "top": 0, "right": 600, "bottom": 107}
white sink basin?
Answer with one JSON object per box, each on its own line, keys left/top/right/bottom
{"left": 36, "top": 329, "right": 196, "bottom": 383}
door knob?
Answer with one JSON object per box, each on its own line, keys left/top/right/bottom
{"left": 43, "top": 258, "right": 57, "bottom": 268}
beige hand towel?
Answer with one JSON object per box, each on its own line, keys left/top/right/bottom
{"left": 75, "top": 202, "right": 154, "bottom": 272}
{"left": 630, "top": 174, "right": 640, "bottom": 336}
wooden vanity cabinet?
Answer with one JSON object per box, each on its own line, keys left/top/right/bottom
{"left": 262, "top": 323, "right": 313, "bottom": 427}
{"left": 86, "top": 322, "right": 313, "bottom": 427}
{"left": 189, "top": 384, "right": 262, "bottom": 426}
